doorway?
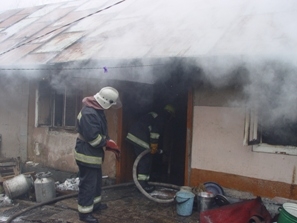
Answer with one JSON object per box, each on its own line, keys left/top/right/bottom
{"left": 119, "top": 81, "right": 188, "bottom": 186}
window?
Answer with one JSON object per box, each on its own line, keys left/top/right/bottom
{"left": 244, "top": 108, "right": 297, "bottom": 155}
{"left": 36, "top": 80, "right": 82, "bottom": 129}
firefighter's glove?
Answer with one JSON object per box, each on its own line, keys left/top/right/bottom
{"left": 106, "top": 139, "right": 121, "bottom": 160}
{"left": 150, "top": 143, "right": 158, "bottom": 154}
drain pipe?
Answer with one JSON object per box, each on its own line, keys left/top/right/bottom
{"left": 6, "top": 182, "right": 134, "bottom": 223}
{"left": 132, "top": 149, "right": 181, "bottom": 203}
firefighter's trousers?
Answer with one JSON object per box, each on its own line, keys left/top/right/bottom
{"left": 77, "top": 164, "right": 102, "bottom": 213}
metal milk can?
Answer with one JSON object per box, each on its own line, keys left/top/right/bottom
{"left": 34, "top": 172, "right": 56, "bottom": 203}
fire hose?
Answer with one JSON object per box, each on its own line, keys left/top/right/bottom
{"left": 132, "top": 149, "right": 181, "bottom": 203}
{"left": 7, "top": 150, "right": 180, "bottom": 222}
{"left": 6, "top": 182, "right": 134, "bottom": 223}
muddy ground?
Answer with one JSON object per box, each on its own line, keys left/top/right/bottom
{"left": 0, "top": 182, "right": 287, "bottom": 223}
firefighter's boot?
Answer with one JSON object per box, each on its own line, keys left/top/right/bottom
{"left": 79, "top": 213, "right": 98, "bottom": 223}
{"left": 139, "top": 180, "right": 155, "bottom": 193}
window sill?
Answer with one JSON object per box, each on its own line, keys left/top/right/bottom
{"left": 36, "top": 126, "right": 76, "bottom": 133}
{"left": 49, "top": 127, "right": 76, "bottom": 133}
{"left": 252, "top": 143, "right": 297, "bottom": 156}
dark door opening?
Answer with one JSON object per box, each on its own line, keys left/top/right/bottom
{"left": 120, "top": 81, "right": 188, "bottom": 186}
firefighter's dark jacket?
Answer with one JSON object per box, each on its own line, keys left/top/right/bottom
{"left": 126, "top": 112, "right": 166, "bottom": 149}
{"left": 75, "top": 106, "right": 108, "bottom": 168}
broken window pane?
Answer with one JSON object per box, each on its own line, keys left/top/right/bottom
{"left": 261, "top": 116, "right": 297, "bottom": 147}
{"left": 245, "top": 110, "right": 297, "bottom": 152}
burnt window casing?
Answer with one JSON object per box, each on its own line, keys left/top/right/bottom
{"left": 244, "top": 108, "right": 297, "bottom": 155}
{"left": 243, "top": 109, "right": 260, "bottom": 145}
{"left": 37, "top": 80, "right": 81, "bottom": 129}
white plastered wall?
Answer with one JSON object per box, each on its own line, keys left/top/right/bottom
{"left": 0, "top": 76, "right": 29, "bottom": 161}
{"left": 191, "top": 105, "right": 297, "bottom": 185}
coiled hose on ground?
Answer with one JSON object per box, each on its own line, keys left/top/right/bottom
{"left": 132, "top": 149, "right": 181, "bottom": 203}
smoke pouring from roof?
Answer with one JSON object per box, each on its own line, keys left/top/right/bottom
{"left": 149, "top": 57, "right": 297, "bottom": 127}
{"left": 243, "top": 60, "right": 297, "bottom": 126}
{"left": 1, "top": 55, "right": 297, "bottom": 129}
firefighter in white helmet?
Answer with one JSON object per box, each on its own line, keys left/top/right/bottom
{"left": 126, "top": 104, "right": 175, "bottom": 193}
{"left": 74, "top": 86, "right": 121, "bottom": 223}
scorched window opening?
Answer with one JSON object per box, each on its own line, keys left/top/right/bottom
{"left": 244, "top": 109, "right": 297, "bottom": 155}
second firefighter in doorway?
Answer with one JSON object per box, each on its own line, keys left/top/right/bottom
{"left": 126, "top": 104, "right": 175, "bottom": 193}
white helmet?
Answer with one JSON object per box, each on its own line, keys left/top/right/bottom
{"left": 94, "top": 87, "right": 121, "bottom": 109}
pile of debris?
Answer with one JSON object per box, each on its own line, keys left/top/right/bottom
{"left": 0, "top": 159, "right": 80, "bottom": 208}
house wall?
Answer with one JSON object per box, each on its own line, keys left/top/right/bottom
{"left": 190, "top": 87, "right": 297, "bottom": 199}
{"left": 0, "top": 75, "right": 29, "bottom": 161}
{"left": 27, "top": 80, "right": 120, "bottom": 179}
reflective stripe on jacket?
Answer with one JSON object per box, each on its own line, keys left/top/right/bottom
{"left": 126, "top": 133, "right": 150, "bottom": 149}
{"left": 126, "top": 112, "right": 166, "bottom": 149}
{"left": 138, "top": 174, "right": 150, "bottom": 181}
{"left": 74, "top": 150, "right": 102, "bottom": 165}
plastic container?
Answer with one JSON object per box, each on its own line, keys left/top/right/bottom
{"left": 278, "top": 202, "right": 297, "bottom": 223}
{"left": 3, "top": 174, "right": 33, "bottom": 199}
{"left": 34, "top": 172, "right": 56, "bottom": 203}
{"left": 175, "top": 190, "right": 195, "bottom": 216}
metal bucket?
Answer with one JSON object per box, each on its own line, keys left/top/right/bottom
{"left": 197, "top": 191, "right": 215, "bottom": 213}
{"left": 278, "top": 203, "right": 297, "bottom": 223}
{"left": 3, "top": 174, "right": 33, "bottom": 199}
{"left": 34, "top": 172, "right": 56, "bottom": 203}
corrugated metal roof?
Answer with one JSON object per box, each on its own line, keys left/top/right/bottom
{"left": 0, "top": 0, "right": 295, "bottom": 66}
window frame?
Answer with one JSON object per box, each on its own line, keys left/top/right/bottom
{"left": 36, "top": 80, "right": 81, "bottom": 130}
{"left": 244, "top": 108, "right": 297, "bottom": 156}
